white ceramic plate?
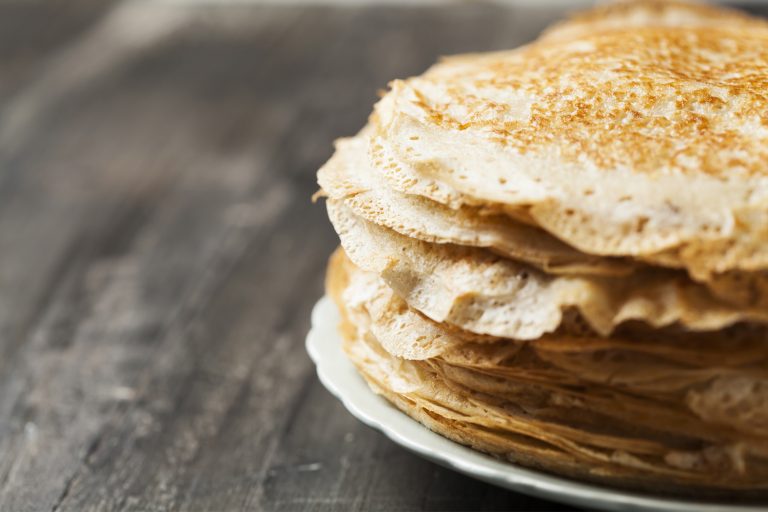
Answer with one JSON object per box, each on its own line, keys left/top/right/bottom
{"left": 306, "top": 295, "right": 766, "bottom": 512}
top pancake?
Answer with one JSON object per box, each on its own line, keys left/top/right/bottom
{"left": 368, "top": 0, "right": 768, "bottom": 279}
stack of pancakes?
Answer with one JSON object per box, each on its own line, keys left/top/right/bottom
{"left": 316, "top": 0, "right": 768, "bottom": 496}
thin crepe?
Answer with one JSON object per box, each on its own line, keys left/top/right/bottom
{"left": 328, "top": 201, "right": 768, "bottom": 339}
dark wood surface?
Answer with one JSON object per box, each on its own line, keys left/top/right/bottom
{"left": 0, "top": 2, "right": 763, "bottom": 511}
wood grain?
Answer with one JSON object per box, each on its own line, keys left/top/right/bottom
{"left": 0, "top": 2, "right": 761, "bottom": 511}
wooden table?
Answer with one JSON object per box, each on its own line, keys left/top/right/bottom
{"left": 0, "top": 2, "right": 764, "bottom": 511}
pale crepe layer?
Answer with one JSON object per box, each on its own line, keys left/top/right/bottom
{"left": 318, "top": 133, "right": 633, "bottom": 276}
{"left": 327, "top": 201, "right": 768, "bottom": 339}
{"left": 327, "top": 249, "right": 768, "bottom": 494}
{"left": 332, "top": 248, "right": 768, "bottom": 364}
{"left": 367, "top": 8, "right": 768, "bottom": 278}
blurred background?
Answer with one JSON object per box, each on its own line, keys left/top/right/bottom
{"left": 0, "top": 1, "right": 764, "bottom": 511}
